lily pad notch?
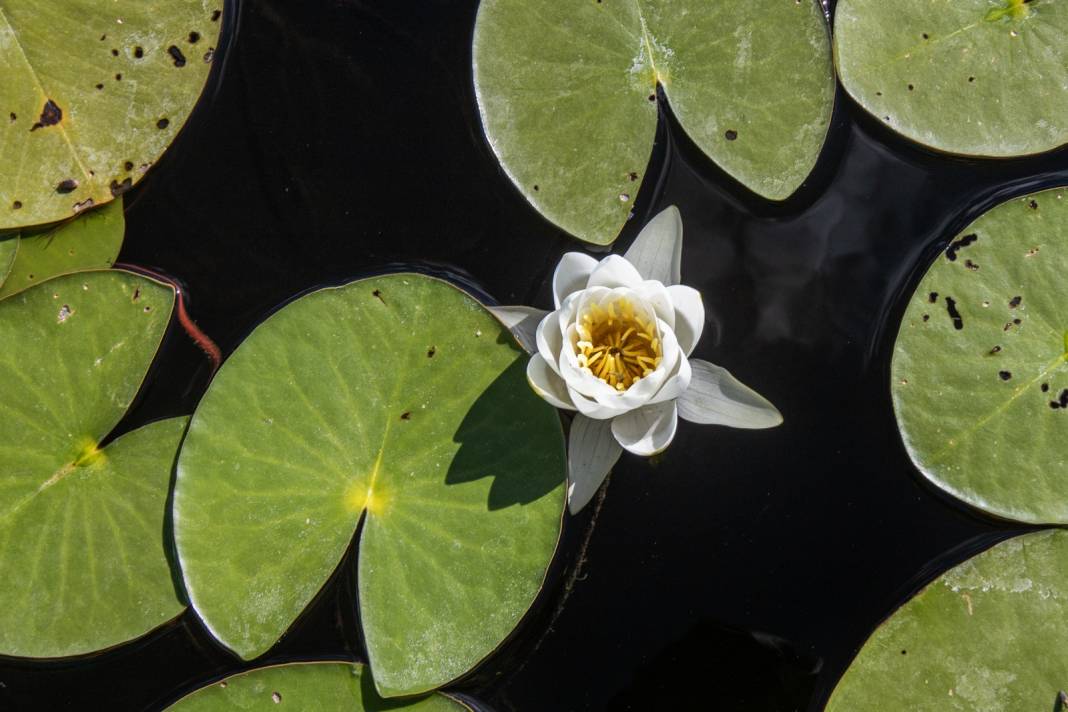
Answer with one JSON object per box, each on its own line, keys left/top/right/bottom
{"left": 0, "top": 269, "right": 185, "bottom": 658}
{"left": 473, "top": 0, "right": 836, "bottom": 244}
{"left": 173, "top": 272, "right": 567, "bottom": 697}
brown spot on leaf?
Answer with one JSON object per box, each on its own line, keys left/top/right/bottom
{"left": 157, "top": 118, "right": 170, "bottom": 130}
{"left": 189, "top": 31, "right": 201, "bottom": 43}
{"left": 73, "top": 198, "right": 94, "bottom": 213}
{"left": 945, "top": 233, "right": 977, "bottom": 262}
{"left": 110, "top": 178, "right": 132, "bottom": 197}
{"left": 1009, "top": 296, "right": 1022, "bottom": 308}
{"left": 167, "top": 45, "right": 187, "bottom": 67}
{"left": 30, "top": 99, "right": 62, "bottom": 131}
{"left": 55, "top": 179, "right": 78, "bottom": 194}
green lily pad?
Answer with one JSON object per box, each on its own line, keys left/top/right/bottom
{"left": 835, "top": 0, "right": 1068, "bottom": 157}
{"left": 473, "top": 0, "right": 834, "bottom": 245}
{"left": 175, "top": 273, "right": 566, "bottom": 697}
{"left": 0, "top": 198, "right": 124, "bottom": 300}
{"left": 0, "top": 0, "right": 222, "bottom": 229}
{"left": 892, "top": 188, "right": 1068, "bottom": 524}
{"left": 0, "top": 270, "right": 183, "bottom": 657}
{"left": 166, "top": 662, "right": 471, "bottom": 711}
{"left": 0, "top": 235, "right": 15, "bottom": 288}
{"left": 826, "top": 530, "right": 1068, "bottom": 710}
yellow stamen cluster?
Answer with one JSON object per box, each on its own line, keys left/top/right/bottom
{"left": 575, "top": 297, "right": 662, "bottom": 391}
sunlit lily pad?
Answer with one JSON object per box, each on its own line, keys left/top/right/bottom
{"left": 892, "top": 188, "right": 1068, "bottom": 523}
{"left": 175, "top": 273, "right": 566, "bottom": 697}
{"left": 835, "top": 0, "right": 1068, "bottom": 156}
{"left": 473, "top": 0, "right": 834, "bottom": 245}
{"left": 0, "top": 198, "right": 124, "bottom": 300}
{"left": 166, "top": 662, "right": 471, "bottom": 711}
{"left": 0, "top": 270, "right": 183, "bottom": 657}
{"left": 0, "top": 0, "right": 222, "bottom": 229}
{"left": 826, "top": 530, "right": 1068, "bottom": 710}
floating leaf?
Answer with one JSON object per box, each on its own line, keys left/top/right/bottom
{"left": 473, "top": 0, "right": 835, "bottom": 244}
{"left": 0, "top": 198, "right": 124, "bottom": 300}
{"left": 175, "top": 274, "right": 566, "bottom": 697}
{"left": 826, "top": 530, "right": 1068, "bottom": 710}
{"left": 835, "top": 0, "right": 1068, "bottom": 156}
{"left": 0, "top": 235, "right": 15, "bottom": 288}
{"left": 0, "top": 270, "right": 182, "bottom": 657}
{"left": 892, "top": 188, "right": 1068, "bottom": 523}
{"left": 0, "top": 1, "right": 223, "bottom": 229}
{"left": 166, "top": 662, "right": 471, "bottom": 711}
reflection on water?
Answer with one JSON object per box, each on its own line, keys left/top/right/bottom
{"left": 2, "top": 0, "right": 1067, "bottom": 710}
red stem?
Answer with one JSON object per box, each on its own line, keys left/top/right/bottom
{"left": 114, "top": 263, "right": 222, "bottom": 373}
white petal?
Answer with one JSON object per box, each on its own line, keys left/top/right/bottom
{"left": 650, "top": 351, "right": 692, "bottom": 404}
{"left": 527, "top": 354, "right": 575, "bottom": 410}
{"left": 552, "top": 252, "right": 597, "bottom": 308}
{"left": 586, "top": 254, "right": 644, "bottom": 290}
{"left": 536, "top": 310, "right": 565, "bottom": 375}
{"left": 634, "top": 280, "right": 675, "bottom": 331}
{"left": 611, "top": 400, "right": 678, "bottom": 456}
{"left": 623, "top": 205, "right": 683, "bottom": 285}
{"left": 569, "top": 386, "right": 630, "bottom": 420}
{"left": 677, "top": 359, "right": 783, "bottom": 428}
{"left": 488, "top": 305, "right": 548, "bottom": 354}
{"left": 666, "top": 285, "right": 704, "bottom": 356}
{"left": 567, "top": 415, "right": 622, "bottom": 514}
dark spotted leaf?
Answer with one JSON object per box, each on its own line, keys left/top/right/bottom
{"left": 0, "top": 1, "right": 222, "bottom": 229}
{"left": 892, "top": 188, "right": 1068, "bottom": 523}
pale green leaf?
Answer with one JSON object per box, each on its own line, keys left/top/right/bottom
{"left": 0, "top": 0, "right": 222, "bottom": 228}
{"left": 175, "top": 273, "right": 566, "bottom": 697}
{"left": 827, "top": 530, "right": 1068, "bottom": 710}
{"left": 892, "top": 188, "right": 1068, "bottom": 524}
{"left": 835, "top": 0, "right": 1068, "bottom": 156}
{"left": 473, "top": 0, "right": 834, "bottom": 244}
{"left": 0, "top": 270, "right": 182, "bottom": 657}
{"left": 166, "top": 662, "right": 470, "bottom": 711}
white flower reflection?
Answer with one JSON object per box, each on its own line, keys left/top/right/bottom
{"left": 492, "top": 207, "right": 782, "bottom": 514}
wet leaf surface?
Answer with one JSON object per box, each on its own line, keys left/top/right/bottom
{"left": 0, "top": 1, "right": 222, "bottom": 229}
{"left": 835, "top": 0, "right": 1068, "bottom": 156}
{"left": 892, "top": 188, "right": 1068, "bottom": 523}
{"left": 174, "top": 273, "right": 566, "bottom": 697}
{"left": 473, "top": 0, "right": 834, "bottom": 245}
{"left": 827, "top": 530, "right": 1068, "bottom": 710}
{"left": 0, "top": 270, "right": 182, "bottom": 657}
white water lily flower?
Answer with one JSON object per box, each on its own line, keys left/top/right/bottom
{"left": 491, "top": 206, "right": 782, "bottom": 514}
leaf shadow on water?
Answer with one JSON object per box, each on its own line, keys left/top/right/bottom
{"left": 445, "top": 356, "right": 564, "bottom": 511}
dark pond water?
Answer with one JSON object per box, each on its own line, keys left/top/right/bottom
{"left": 3, "top": 1, "right": 1067, "bottom": 710}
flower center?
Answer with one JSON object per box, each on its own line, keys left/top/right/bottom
{"left": 575, "top": 297, "right": 662, "bottom": 391}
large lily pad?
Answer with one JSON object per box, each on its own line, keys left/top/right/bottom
{"left": 473, "top": 0, "right": 834, "bottom": 245}
{"left": 0, "top": 0, "right": 222, "bottom": 229}
{"left": 826, "top": 530, "right": 1068, "bottom": 710}
{"left": 166, "top": 662, "right": 470, "bottom": 711}
{"left": 175, "top": 273, "right": 566, "bottom": 697}
{"left": 0, "top": 198, "right": 124, "bottom": 300}
{"left": 892, "top": 188, "right": 1068, "bottom": 524}
{"left": 835, "top": 0, "right": 1068, "bottom": 157}
{"left": 0, "top": 270, "right": 183, "bottom": 657}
